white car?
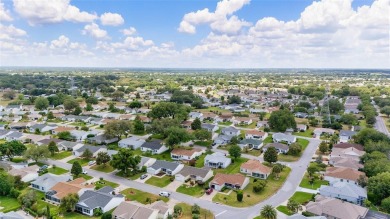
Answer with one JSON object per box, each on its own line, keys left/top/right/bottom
{"left": 159, "top": 191, "right": 170, "bottom": 197}
{"left": 82, "top": 169, "right": 87, "bottom": 174}
{"left": 88, "top": 161, "right": 96, "bottom": 166}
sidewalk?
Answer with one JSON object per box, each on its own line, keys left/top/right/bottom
{"left": 296, "top": 186, "right": 318, "bottom": 194}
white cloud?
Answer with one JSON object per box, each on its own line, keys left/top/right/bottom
{"left": 0, "top": 3, "right": 13, "bottom": 22}
{"left": 13, "top": 0, "right": 97, "bottom": 25}
{"left": 178, "top": 0, "right": 250, "bottom": 34}
{"left": 121, "top": 27, "right": 137, "bottom": 36}
{"left": 82, "top": 23, "right": 109, "bottom": 39}
{"left": 0, "top": 24, "right": 26, "bottom": 40}
{"left": 100, "top": 12, "right": 124, "bottom": 26}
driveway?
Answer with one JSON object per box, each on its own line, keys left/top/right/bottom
{"left": 164, "top": 180, "right": 183, "bottom": 190}
{"left": 199, "top": 190, "right": 218, "bottom": 201}
{"left": 134, "top": 174, "right": 151, "bottom": 183}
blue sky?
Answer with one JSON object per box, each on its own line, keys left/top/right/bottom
{"left": 0, "top": 0, "right": 388, "bottom": 68}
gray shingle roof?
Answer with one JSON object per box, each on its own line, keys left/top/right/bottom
{"left": 78, "top": 186, "right": 123, "bottom": 209}
{"left": 141, "top": 140, "right": 163, "bottom": 150}
{"left": 150, "top": 160, "right": 180, "bottom": 171}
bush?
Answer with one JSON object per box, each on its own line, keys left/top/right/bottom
{"left": 253, "top": 180, "right": 267, "bottom": 193}
{"left": 93, "top": 208, "right": 103, "bottom": 216}
{"left": 101, "top": 212, "right": 112, "bottom": 219}
{"left": 236, "top": 190, "right": 243, "bottom": 202}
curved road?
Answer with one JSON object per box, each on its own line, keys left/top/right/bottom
{"left": 47, "top": 136, "right": 320, "bottom": 219}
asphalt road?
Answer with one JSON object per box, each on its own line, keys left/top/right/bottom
{"left": 375, "top": 115, "right": 390, "bottom": 136}
{"left": 46, "top": 136, "right": 320, "bottom": 219}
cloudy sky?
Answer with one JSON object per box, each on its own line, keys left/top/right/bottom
{"left": 0, "top": 0, "right": 388, "bottom": 68}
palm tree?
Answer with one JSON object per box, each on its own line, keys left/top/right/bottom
{"left": 260, "top": 205, "right": 277, "bottom": 219}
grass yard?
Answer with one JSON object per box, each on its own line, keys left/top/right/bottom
{"left": 77, "top": 174, "right": 93, "bottom": 180}
{"left": 67, "top": 158, "right": 93, "bottom": 166}
{"left": 219, "top": 144, "right": 262, "bottom": 157}
{"left": 299, "top": 173, "right": 328, "bottom": 190}
{"left": 94, "top": 179, "right": 119, "bottom": 190}
{"left": 214, "top": 157, "right": 249, "bottom": 174}
{"left": 145, "top": 176, "right": 172, "bottom": 187}
{"left": 128, "top": 171, "right": 145, "bottom": 180}
{"left": 289, "top": 191, "right": 313, "bottom": 204}
{"left": 121, "top": 188, "right": 169, "bottom": 204}
{"left": 279, "top": 138, "right": 310, "bottom": 162}
{"left": 293, "top": 128, "right": 314, "bottom": 138}
{"left": 263, "top": 135, "right": 273, "bottom": 144}
{"left": 51, "top": 151, "right": 72, "bottom": 160}
{"left": 11, "top": 157, "right": 26, "bottom": 163}
{"left": 144, "top": 151, "right": 173, "bottom": 162}
{"left": 213, "top": 167, "right": 291, "bottom": 207}
{"left": 175, "top": 203, "right": 214, "bottom": 219}
{"left": 48, "top": 166, "right": 68, "bottom": 175}
{"left": 276, "top": 205, "right": 294, "bottom": 216}
{"left": 237, "top": 122, "right": 257, "bottom": 129}
{"left": 176, "top": 184, "right": 205, "bottom": 197}
{"left": 90, "top": 164, "right": 115, "bottom": 173}
{"left": 150, "top": 133, "right": 165, "bottom": 140}
{"left": 194, "top": 140, "right": 212, "bottom": 147}
{"left": 106, "top": 142, "right": 119, "bottom": 150}
{"left": 218, "top": 121, "right": 233, "bottom": 126}
{"left": 0, "top": 196, "right": 21, "bottom": 212}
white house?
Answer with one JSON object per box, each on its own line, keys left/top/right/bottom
{"left": 147, "top": 160, "right": 184, "bottom": 176}
{"left": 339, "top": 130, "right": 356, "bottom": 143}
{"left": 175, "top": 166, "right": 214, "bottom": 183}
{"left": 221, "top": 127, "right": 240, "bottom": 136}
{"left": 118, "top": 136, "right": 146, "bottom": 149}
{"left": 245, "top": 130, "right": 268, "bottom": 140}
{"left": 204, "top": 152, "right": 231, "bottom": 169}
{"left": 31, "top": 173, "right": 72, "bottom": 193}
{"left": 189, "top": 112, "right": 204, "bottom": 121}
{"left": 319, "top": 181, "right": 367, "bottom": 205}
{"left": 140, "top": 140, "right": 169, "bottom": 155}
{"left": 170, "top": 148, "right": 204, "bottom": 161}
{"left": 272, "top": 132, "right": 296, "bottom": 145}
{"left": 201, "top": 123, "right": 218, "bottom": 132}
{"left": 240, "top": 160, "right": 272, "bottom": 179}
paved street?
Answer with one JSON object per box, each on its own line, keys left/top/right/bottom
{"left": 374, "top": 105, "right": 390, "bottom": 136}
{"left": 46, "top": 136, "right": 320, "bottom": 219}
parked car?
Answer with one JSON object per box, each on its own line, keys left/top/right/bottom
{"left": 39, "top": 165, "right": 48, "bottom": 170}
{"left": 88, "top": 161, "right": 96, "bottom": 166}
{"left": 140, "top": 174, "right": 148, "bottom": 180}
{"left": 159, "top": 191, "right": 170, "bottom": 197}
{"left": 206, "top": 188, "right": 213, "bottom": 195}
{"left": 82, "top": 169, "right": 87, "bottom": 174}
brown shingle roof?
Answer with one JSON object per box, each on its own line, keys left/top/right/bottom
{"left": 324, "top": 167, "right": 365, "bottom": 181}
{"left": 245, "top": 130, "right": 266, "bottom": 136}
{"left": 49, "top": 178, "right": 94, "bottom": 199}
{"left": 333, "top": 143, "right": 364, "bottom": 151}
{"left": 241, "top": 160, "right": 271, "bottom": 174}
{"left": 211, "top": 173, "right": 246, "bottom": 186}
{"left": 171, "top": 148, "right": 202, "bottom": 157}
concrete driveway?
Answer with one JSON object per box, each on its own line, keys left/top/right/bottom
{"left": 164, "top": 180, "right": 183, "bottom": 190}
{"left": 134, "top": 174, "right": 151, "bottom": 183}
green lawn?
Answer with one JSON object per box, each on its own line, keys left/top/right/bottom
{"left": 289, "top": 191, "right": 313, "bottom": 204}
{"left": 121, "top": 188, "right": 169, "bottom": 204}
{"left": 175, "top": 203, "right": 214, "bottom": 219}
{"left": 218, "top": 121, "right": 233, "bottom": 126}
{"left": 144, "top": 151, "right": 173, "bottom": 162}
{"left": 213, "top": 167, "right": 291, "bottom": 207}
{"left": 263, "top": 135, "right": 273, "bottom": 144}
{"left": 76, "top": 174, "right": 93, "bottom": 180}
{"left": 279, "top": 138, "right": 310, "bottom": 162}
{"left": 0, "top": 196, "right": 21, "bottom": 212}
{"left": 51, "top": 151, "right": 73, "bottom": 160}
{"left": 276, "top": 205, "right": 294, "bottom": 216}
{"left": 145, "top": 176, "right": 172, "bottom": 187}
{"left": 194, "top": 141, "right": 212, "bottom": 147}
{"left": 94, "top": 179, "right": 119, "bottom": 190}
{"left": 128, "top": 171, "right": 145, "bottom": 180}
{"left": 11, "top": 157, "right": 26, "bottom": 163}
{"left": 237, "top": 122, "right": 257, "bottom": 129}
{"left": 195, "top": 151, "right": 213, "bottom": 168}
{"left": 293, "top": 128, "right": 314, "bottom": 138}
{"left": 176, "top": 184, "right": 205, "bottom": 197}
{"left": 90, "top": 164, "right": 115, "bottom": 173}
{"left": 219, "top": 144, "right": 262, "bottom": 157}
{"left": 48, "top": 166, "right": 68, "bottom": 175}
{"left": 106, "top": 142, "right": 119, "bottom": 150}
{"left": 67, "top": 158, "right": 93, "bottom": 166}
{"left": 299, "top": 173, "right": 328, "bottom": 190}
{"left": 150, "top": 133, "right": 165, "bottom": 140}
{"left": 214, "top": 157, "right": 249, "bottom": 174}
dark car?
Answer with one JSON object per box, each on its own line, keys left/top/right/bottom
{"left": 140, "top": 174, "right": 148, "bottom": 180}
{"left": 206, "top": 188, "right": 213, "bottom": 195}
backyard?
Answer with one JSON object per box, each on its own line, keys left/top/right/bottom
{"left": 278, "top": 138, "right": 310, "bottom": 162}
{"left": 214, "top": 157, "right": 249, "bottom": 174}
{"left": 121, "top": 188, "right": 169, "bottom": 204}
{"left": 145, "top": 176, "right": 172, "bottom": 187}
{"left": 299, "top": 173, "right": 328, "bottom": 190}
{"left": 176, "top": 183, "right": 206, "bottom": 197}
{"left": 212, "top": 167, "right": 291, "bottom": 207}
{"left": 175, "top": 203, "right": 214, "bottom": 219}
{"left": 0, "top": 196, "right": 20, "bottom": 212}
{"left": 277, "top": 191, "right": 314, "bottom": 216}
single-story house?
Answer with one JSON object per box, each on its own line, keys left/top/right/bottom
{"left": 204, "top": 152, "right": 231, "bottom": 169}
{"left": 209, "top": 173, "right": 249, "bottom": 191}
{"left": 201, "top": 123, "right": 218, "bottom": 132}
{"left": 118, "top": 136, "right": 146, "bottom": 149}
{"left": 238, "top": 139, "right": 263, "bottom": 150}
{"left": 36, "top": 138, "right": 64, "bottom": 146}
{"left": 45, "top": 178, "right": 94, "bottom": 204}
{"left": 272, "top": 132, "right": 296, "bottom": 145}
{"left": 232, "top": 117, "right": 252, "bottom": 125}
{"left": 51, "top": 126, "right": 75, "bottom": 135}
{"left": 87, "top": 135, "right": 118, "bottom": 145}
{"left": 137, "top": 157, "right": 157, "bottom": 170}
{"left": 150, "top": 201, "right": 172, "bottom": 219}
{"left": 221, "top": 127, "right": 240, "bottom": 136}
{"left": 73, "top": 145, "right": 107, "bottom": 157}
{"left": 306, "top": 195, "right": 368, "bottom": 219}
{"left": 297, "top": 124, "right": 307, "bottom": 132}
{"left": 339, "top": 130, "right": 357, "bottom": 143}
{"left": 147, "top": 160, "right": 184, "bottom": 176}
{"left": 245, "top": 130, "right": 268, "bottom": 140}
{"left": 313, "top": 128, "right": 335, "bottom": 137}
{"left": 262, "top": 143, "right": 289, "bottom": 154}
{"left": 75, "top": 186, "right": 125, "bottom": 216}
{"left": 324, "top": 167, "right": 366, "bottom": 185}
{"left": 256, "top": 121, "right": 269, "bottom": 128}
{"left": 29, "top": 124, "right": 57, "bottom": 133}
{"left": 319, "top": 181, "right": 367, "bottom": 205}
{"left": 31, "top": 173, "right": 72, "bottom": 193}
{"left": 58, "top": 141, "right": 84, "bottom": 151}
{"left": 170, "top": 148, "right": 204, "bottom": 161}
{"left": 112, "top": 201, "right": 159, "bottom": 219}
{"left": 9, "top": 165, "right": 39, "bottom": 182}
{"left": 175, "top": 166, "right": 213, "bottom": 183}
{"left": 140, "top": 140, "right": 169, "bottom": 155}
{"left": 240, "top": 160, "right": 272, "bottom": 179}
{"left": 295, "top": 112, "right": 308, "bottom": 118}
{"left": 213, "top": 134, "right": 233, "bottom": 145}
{"left": 189, "top": 112, "right": 203, "bottom": 121}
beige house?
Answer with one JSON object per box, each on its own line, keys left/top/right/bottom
{"left": 240, "top": 160, "right": 272, "bottom": 179}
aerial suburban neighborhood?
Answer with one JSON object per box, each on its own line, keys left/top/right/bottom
{"left": 0, "top": 69, "right": 389, "bottom": 219}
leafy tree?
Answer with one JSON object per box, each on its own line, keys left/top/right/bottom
{"left": 357, "top": 175, "right": 368, "bottom": 187}
{"left": 287, "top": 199, "right": 300, "bottom": 213}
{"left": 191, "top": 118, "right": 202, "bottom": 130}
{"left": 272, "top": 164, "right": 282, "bottom": 179}
{"left": 363, "top": 157, "right": 390, "bottom": 177}
{"left": 228, "top": 145, "right": 241, "bottom": 160}
{"left": 24, "top": 145, "right": 50, "bottom": 163}
{"left": 93, "top": 208, "right": 103, "bottom": 216}
{"left": 47, "top": 111, "right": 54, "bottom": 119}
{"left": 34, "top": 97, "right": 49, "bottom": 110}
{"left": 173, "top": 205, "right": 183, "bottom": 217}
{"left": 288, "top": 143, "right": 302, "bottom": 156}
{"left": 96, "top": 152, "right": 111, "bottom": 167}
{"left": 46, "top": 205, "right": 51, "bottom": 219}
{"left": 381, "top": 197, "right": 390, "bottom": 214}
{"left": 269, "top": 109, "right": 297, "bottom": 131}
{"left": 354, "top": 128, "right": 390, "bottom": 145}
{"left": 86, "top": 97, "right": 98, "bottom": 104}
{"left": 63, "top": 98, "right": 79, "bottom": 112}
{"left": 0, "top": 141, "right": 27, "bottom": 159}
{"left": 2, "top": 90, "right": 16, "bottom": 100}
{"left": 73, "top": 106, "right": 82, "bottom": 115}
{"left": 129, "top": 101, "right": 142, "bottom": 109}
{"left": 110, "top": 148, "right": 141, "bottom": 175}
{"left": 104, "top": 120, "right": 132, "bottom": 139}
{"left": 363, "top": 140, "right": 390, "bottom": 154}
{"left": 319, "top": 142, "right": 329, "bottom": 154}
{"left": 18, "top": 190, "right": 37, "bottom": 208}
{"left": 71, "top": 161, "right": 82, "bottom": 177}
{"left": 259, "top": 112, "right": 267, "bottom": 121}
{"left": 264, "top": 147, "right": 278, "bottom": 163}
{"left": 194, "top": 129, "right": 211, "bottom": 141}
{"left": 368, "top": 172, "right": 390, "bottom": 205}
{"left": 230, "top": 136, "right": 239, "bottom": 145}
{"left": 101, "top": 212, "right": 112, "bottom": 219}
{"left": 58, "top": 131, "right": 73, "bottom": 141}
{"left": 340, "top": 113, "right": 358, "bottom": 125}
{"left": 48, "top": 141, "right": 59, "bottom": 156}
{"left": 381, "top": 106, "right": 390, "bottom": 117}
{"left": 149, "top": 118, "right": 181, "bottom": 135}
{"left": 191, "top": 204, "right": 200, "bottom": 215}
{"left": 59, "top": 193, "right": 79, "bottom": 213}
{"left": 228, "top": 95, "right": 241, "bottom": 104}
{"left": 236, "top": 190, "right": 243, "bottom": 202}
{"left": 327, "top": 99, "right": 344, "bottom": 113}
{"left": 253, "top": 180, "right": 267, "bottom": 193}
{"left": 85, "top": 103, "right": 93, "bottom": 111}
{"left": 111, "top": 91, "right": 124, "bottom": 101}
{"left": 133, "top": 116, "right": 145, "bottom": 134}
{"left": 148, "top": 102, "right": 190, "bottom": 121}
{"left": 307, "top": 166, "right": 317, "bottom": 177}
{"left": 260, "top": 205, "right": 277, "bottom": 219}
{"left": 165, "top": 127, "right": 192, "bottom": 148}
{"left": 0, "top": 172, "right": 14, "bottom": 196}
{"left": 82, "top": 149, "right": 93, "bottom": 159}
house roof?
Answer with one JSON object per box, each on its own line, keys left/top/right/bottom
{"left": 48, "top": 178, "right": 93, "bottom": 199}
{"left": 141, "top": 140, "right": 164, "bottom": 150}
{"left": 211, "top": 173, "right": 246, "bottom": 186}
{"left": 205, "top": 152, "right": 231, "bottom": 163}
{"left": 333, "top": 143, "right": 364, "bottom": 151}
{"left": 340, "top": 130, "right": 357, "bottom": 137}
{"left": 245, "top": 130, "right": 266, "bottom": 136}
{"left": 330, "top": 147, "right": 365, "bottom": 158}
{"left": 239, "top": 138, "right": 262, "bottom": 146}
{"left": 75, "top": 145, "right": 105, "bottom": 154}
{"left": 306, "top": 195, "right": 368, "bottom": 219}
{"left": 263, "top": 143, "right": 289, "bottom": 151}
{"left": 150, "top": 160, "right": 180, "bottom": 171}
{"left": 171, "top": 148, "right": 203, "bottom": 157}
{"left": 9, "top": 165, "right": 39, "bottom": 178}
{"left": 58, "top": 141, "right": 82, "bottom": 149}
{"left": 53, "top": 126, "right": 75, "bottom": 133}
{"left": 287, "top": 214, "right": 326, "bottom": 219}
{"left": 329, "top": 157, "right": 363, "bottom": 170}
{"left": 240, "top": 160, "right": 271, "bottom": 174}
{"left": 31, "top": 173, "right": 72, "bottom": 190}
{"left": 177, "top": 166, "right": 212, "bottom": 178}
{"left": 221, "top": 126, "right": 239, "bottom": 133}
{"left": 78, "top": 186, "right": 123, "bottom": 209}
{"left": 112, "top": 201, "right": 157, "bottom": 219}
{"left": 319, "top": 181, "right": 367, "bottom": 199}
{"left": 273, "top": 132, "right": 296, "bottom": 142}
{"left": 38, "top": 138, "right": 63, "bottom": 145}
{"left": 325, "top": 167, "right": 365, "bottom": 181}
{"left": 201, "top": 123, "right": 217, "bottom": 130}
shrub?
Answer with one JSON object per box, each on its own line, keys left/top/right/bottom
{"left": 236, "top": 190, "right": 243, "bottom": 202}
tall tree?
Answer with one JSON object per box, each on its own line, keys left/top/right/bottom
{"left": 82, "top": 149, "right": 93, "bottom": 159}
{"left": 381, "top": 106, "right": 390, "bottom": 117}
{"left": 0, "top": 141, "right": 27, "bottom": 159}
{"left": 260, "top": 205, "right": 277, "bottom": 219}
{"left": 110, "top": 148, "right": 141, "bottom": 175}
{"left": 319, "top": 142, "right": 329, "bottom": 154}
{"left": 133, "top": 116, "right": 145, "bottom": 134}
{"left": 194, "top": 129, "right": 211, "bottom": 141}
{"left": 191, "top": 118, "right": 202, "bottom": 130}
{"left": 71, "top": 161, "right": 82, "bottom": 177}
{"left": 229, "top": 145, "right": 241, "bottom": 160}
{"left": 129, "top": 101, "right": 142, "bottom": 109}
{"left": 59, "top": 193, "right": 79, "bottom": 213}
{"left": 368, "top": 172, "right": 390, "bottom": 205}
{"left": 147, "top": 102, "right": 190, "bottom": 121}
{"left": 104, "top": 120, "right": 132, "bottom": 139}
{"left": 24, "top": 145, "right": 50, "bottom": 163}
{"left": 287, "top": 199, "right": 300, "bottom": 213}
{"left": 34, "top": 97, "right": 49, "bottom": 110}
{"left": 268, "top": 109, "right": 297, "bottom": 131}
{"left": 264, "top": 147, "right": 278, "bottom": 163}
{"left": 96, "top": 152, "right": 111, "bottom": 167}
{"left": 48, "top": 141, "right": 59, "bottom": 156}
{"left": 63, "top": 98, "right": 79, "bottom": 112}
